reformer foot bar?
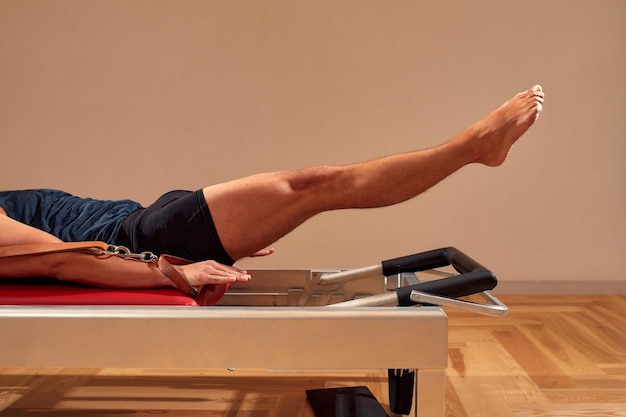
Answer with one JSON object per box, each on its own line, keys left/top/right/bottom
{"left": 0, "top": 247, "right": 508, "bottom": 417}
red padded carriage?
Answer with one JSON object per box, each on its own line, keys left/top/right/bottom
{"left": 0, "top": 281, "right": 229, "bottom": 306}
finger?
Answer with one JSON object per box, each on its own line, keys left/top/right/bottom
{"left": 251, "top": 248, "right": 275, "bottom": 257}
{"left": 217, "top": 272, "right": 251, "bottom": 283}
{"left": 212, "top": 267, "right": 251, "bottom": 282}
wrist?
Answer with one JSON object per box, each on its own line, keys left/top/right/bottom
{"left": 156, "top": 255, "right": 198, "bottom": 297}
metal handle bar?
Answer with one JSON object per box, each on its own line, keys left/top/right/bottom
{"left": 381, "top": 247, "right": 489, "bottom": 276}
{"left": 326, "top": 269, "right": 498, "bottom": 308}
{"left": 319, "top": 247, "right": 492, "bottom": 285}
{"left": 410, "top": 290, "right": 509, "bottom": 316}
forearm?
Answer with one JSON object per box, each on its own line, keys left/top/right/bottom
{"left": 0, "top": 252, "right": 173, "bottom": 289}
{"left": 0, "top": 251, "right": 252, "bottom": 290}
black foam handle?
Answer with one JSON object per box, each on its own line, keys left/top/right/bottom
{"left": 444, "top": 247, "right": 489, "bottom": 274}
{"left": 381, "top": 248, "right": 449, "bottom": 276}
{"left": 381, "top": 247, "right": 488, "bottom": 276}
{"left": 395, "top": 270, "right": 497, "bottom": 306}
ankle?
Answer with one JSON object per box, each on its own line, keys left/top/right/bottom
{"left": 446, "top": 127, "right": 487, "bottom": 166}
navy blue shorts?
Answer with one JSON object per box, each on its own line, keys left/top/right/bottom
{"left": 120, "top": 190, "right": 234, "bottom": 265}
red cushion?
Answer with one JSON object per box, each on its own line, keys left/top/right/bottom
{"left": 0, "top": 282, "right": 229, "bottom": 306}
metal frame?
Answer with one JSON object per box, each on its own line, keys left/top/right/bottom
{"left": 0, "top": 304, "right": 448, "bottom": 417}
{"left": 410, "top": 289, "right": 508, "bottom": 316}
{"left": 0, "top": 247, "right": 508, "bottom": 416}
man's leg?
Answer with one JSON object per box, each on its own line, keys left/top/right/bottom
{"left": 204, "top": 85, "right": 544, "bottom": 260}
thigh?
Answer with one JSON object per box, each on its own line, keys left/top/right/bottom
{"left": 121, "top": 190, "right": 234, "bottom": 264}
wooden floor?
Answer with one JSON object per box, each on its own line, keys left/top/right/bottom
{"left": 1, "top": 295, "right": 625, "bottom": 416}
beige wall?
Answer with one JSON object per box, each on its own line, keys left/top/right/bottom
{"left": 1, "top": 1, "right": 624, "bottom": 287}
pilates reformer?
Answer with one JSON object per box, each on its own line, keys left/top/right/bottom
{"left": 0, "top": 247, "right": 507, "bottom": 416}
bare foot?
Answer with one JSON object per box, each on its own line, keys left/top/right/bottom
{"left": 465, "top": 85, "right": 544, "bottom": 166}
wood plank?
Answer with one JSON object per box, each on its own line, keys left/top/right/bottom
{"left": 511, "top": 403, "right": 626, "bottom": 417}
{"left": 493, "top": 327, "right": 579, "bottom": 389}
{"left": 544, "top": 388, "right": 626, "bottom": 403}
{"left": 517, "top": 324, "right": 607, "bottom": 376}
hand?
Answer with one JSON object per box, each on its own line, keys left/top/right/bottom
{"left": 250, "top": 248, "right": 275, "bottom": 257}
{"left": 177, "top": 260, "right": 251, "bottom": 286}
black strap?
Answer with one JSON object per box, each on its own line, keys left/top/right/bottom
{"left": 388, "top": 369, "right": 415, "bottom": 415}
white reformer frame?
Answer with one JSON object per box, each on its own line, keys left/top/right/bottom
{"left": 0, "top": 304, "right": 448, "bottom": 416}
{"left": 0, "top": 247, "right": 506, "bottom": 417}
